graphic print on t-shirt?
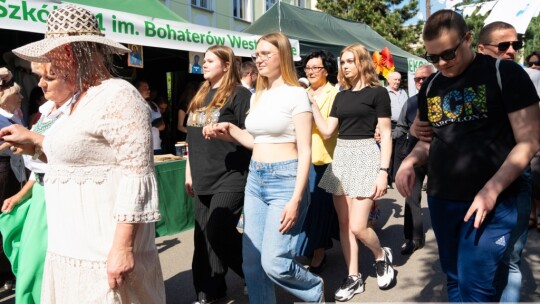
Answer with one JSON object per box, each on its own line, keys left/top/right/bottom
{"left": 186, "top": 106, "right": 221, "bottom": 127}
{"left": 427, "top": 85, "right": 488, "bottom": 127}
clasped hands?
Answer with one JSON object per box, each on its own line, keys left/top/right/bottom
{"left": 0, "top": 124, "right": 37, "bottom": 155}
{"left": 202, "top": 122, "right": 230, "bottom": 140}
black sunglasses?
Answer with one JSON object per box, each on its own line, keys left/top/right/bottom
{"left": 485, "top": 41, "right": 523, "bottom": 52}
{"left": 528, "top": 60, "right": 540, "bottom": 67}
{"left": 424, "top": 34, "right": 467, "bottom": 64}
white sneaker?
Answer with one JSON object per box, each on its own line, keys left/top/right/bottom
{"left": 334, "top": 275, "right": 364, "bottom": 302}
{"left": 375, "top": 247, "right": 395, "bottom": 289}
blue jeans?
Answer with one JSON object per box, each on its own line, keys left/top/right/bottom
{"left": 428, "top": 194, "right": 518, "bottom": 302}
{"left": 498, "top": 173, "right": 531, "bottom": 302}
{"left": 242, "top": 159, "right": 324, "bottom": 304}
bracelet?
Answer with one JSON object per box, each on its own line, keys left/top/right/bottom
{"left": 379, "top": 167, "right": 390, "bottom": 173}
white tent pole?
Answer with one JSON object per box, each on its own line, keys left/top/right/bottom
{"left": 278, "top": 0, "right": 282, "bottom": 32}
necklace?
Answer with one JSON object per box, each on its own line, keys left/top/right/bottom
{"left": 31, "top": 93, "right": 80, "bottom": 134}
{"left": 32, "top": 115, "right": 59, "bottom": 135}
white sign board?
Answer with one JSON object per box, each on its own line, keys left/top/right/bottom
{"left": 407, "top": 58, "right": 429, "bottom": 96}
{"left": 0, "top": 0, "right": 301, "bottom": 60}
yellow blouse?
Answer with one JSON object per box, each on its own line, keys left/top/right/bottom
{"left": 308, "top": 82, "right": 339, "bottom": 165}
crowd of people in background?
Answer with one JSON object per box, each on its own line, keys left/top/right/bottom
{"left": 0, "top": 3, "right": 539, "bottom": 304}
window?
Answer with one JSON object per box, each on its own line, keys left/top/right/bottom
{"left": 266, "top": 0, "right": 276, "bottom": 11}
{"left": 192, "top": 0, "right": 210, "bottom": 9}
{"left": 233, "top": 0, "right": 249, "bottom": 20}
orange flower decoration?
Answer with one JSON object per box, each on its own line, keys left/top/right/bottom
{"left": 372, "top": 47, "right": 395, "bottom": 80}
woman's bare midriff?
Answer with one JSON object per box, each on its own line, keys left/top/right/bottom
{"left": 252, "top": 142, "right": 298, "bottom": 163}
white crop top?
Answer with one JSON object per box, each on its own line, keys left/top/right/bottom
{"left": 245, "top": 84, "right": 312, "bottom": 143}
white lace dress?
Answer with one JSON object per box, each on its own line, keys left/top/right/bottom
{"left": 40, "top": 79, "right": 165, "bottom": 303}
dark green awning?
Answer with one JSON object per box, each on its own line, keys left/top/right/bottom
{"left": 243, "top": 2, "right": 423, "bottom": 72}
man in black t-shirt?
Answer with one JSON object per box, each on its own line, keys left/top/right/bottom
{"left": 395, "top": 10, "right": 540, "bottom": 302}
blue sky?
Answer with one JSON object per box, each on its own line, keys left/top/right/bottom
{"left": 404, "top": 0, "right": 447, "bottom": 25}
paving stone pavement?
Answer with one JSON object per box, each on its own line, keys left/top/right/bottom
{"left": 157, "top": 187, "right": 540, "bottom": 303}
{"left": 1, "top": 187, "right": 539, "bottom": 303}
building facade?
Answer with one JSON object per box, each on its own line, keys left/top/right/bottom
{"left": 163, "top": 0, "right": 319, "bottom": 31}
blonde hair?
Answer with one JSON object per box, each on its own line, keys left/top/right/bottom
{"left": 338, "top": 44, "right": 380, "bottom": 90}
{"left": 253, "top": 32, "right": 299, "bottom": 103}
{"left": 188, "top": 45, "right": 241, "bottom": 114}
{"left": 0, "top": 83, "right": 21, "bottom": 106}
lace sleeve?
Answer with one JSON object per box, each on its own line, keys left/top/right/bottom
{"left": 98, "top": 80, "right": 161, "bottom": 223}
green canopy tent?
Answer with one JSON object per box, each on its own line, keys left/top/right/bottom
{"left": 243, "top": 2, "right": 423, "bottom": 73}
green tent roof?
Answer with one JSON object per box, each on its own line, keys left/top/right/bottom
{"left": 243, "top": 2, "right": 423, "bottom": 72}
{"left": 65, "top": 0, "right": 187, "bottom": 22}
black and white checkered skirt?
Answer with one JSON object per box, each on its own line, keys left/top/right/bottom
{"left": 318, "top": 138, "right": 380, "bottom": 198}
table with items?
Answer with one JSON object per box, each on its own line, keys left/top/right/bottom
{"left": 154, "top": 156, "right": 194, "bottom": 237}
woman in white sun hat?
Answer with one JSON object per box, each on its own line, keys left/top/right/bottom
{"left": 0, "top": 4, "right": 165, "bottom": 303}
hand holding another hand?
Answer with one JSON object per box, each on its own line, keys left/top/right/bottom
{"left": 202, "top": 122, "right": 229, "bottom": 139}
{"left": 0, "top": 124, "right": 39, "bottom": 156}
{"left": 0, "top": 124, "right": 37, "bottom": 146}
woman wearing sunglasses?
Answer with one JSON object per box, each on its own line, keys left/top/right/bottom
{"left": 203, "top": 32, "right": 324, "bottom": 303}
{"left": 527, "top": 51, "right": 540, "bottom": 71}
{"left": 295, "top": 50, "right": 340, "bottom": 275}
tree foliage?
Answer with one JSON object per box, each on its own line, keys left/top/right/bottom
{"left": 524, "top": 16, "right": 540, "bottom": 57}
{"left": 316, "top": 0, "right": 424, "bottom": 55}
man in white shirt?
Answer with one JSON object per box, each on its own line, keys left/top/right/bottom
{"left": 386, "top": 71, "right": 408, "bottom": 125}
{"left": 386, "top": 71, "right": 408, "bottom": 187}
{"left": 240, "top": 61, "right": 257, "bottom": 94}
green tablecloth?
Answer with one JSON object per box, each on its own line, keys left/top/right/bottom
{"left": 155, "top": 159, "right": 194, "bottom": 237}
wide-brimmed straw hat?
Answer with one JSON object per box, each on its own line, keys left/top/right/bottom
{"left": 13, "top": 4, "right": 130, "bottom": 63}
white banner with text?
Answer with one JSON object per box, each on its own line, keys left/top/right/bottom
{"left": 0, "top": 0, "right": 301, "bottom": 60}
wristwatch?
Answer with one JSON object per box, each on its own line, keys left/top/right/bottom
{"left": 379, "top": 167, "right": 390, "bottom": 173}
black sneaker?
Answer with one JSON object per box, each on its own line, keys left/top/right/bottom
{"left": 334, "top": 275, "right": 364, "bottom": 302}
{"left": 400, "top": 239, "right": 424, "bottom": 255}
{"left": 375, "top": 247, "right": 395, "bottom": 289}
